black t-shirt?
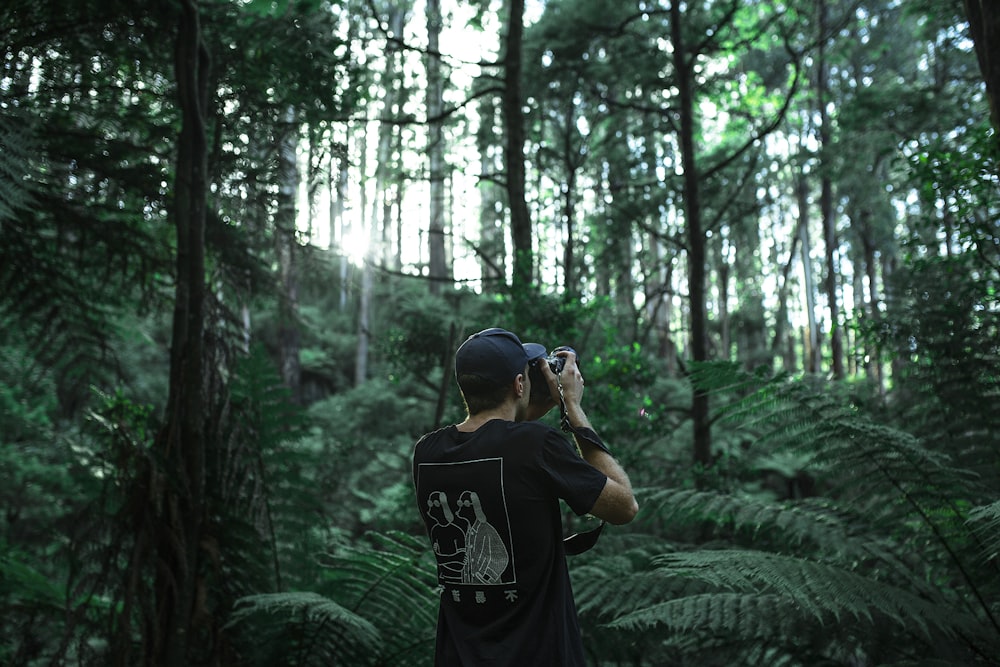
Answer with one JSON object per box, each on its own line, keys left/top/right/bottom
{"left": 412, "top": 419, "right": 608, "bottom": 666}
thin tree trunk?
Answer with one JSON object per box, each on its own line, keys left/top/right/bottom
{"left": 561, "top": 104, "right": 577, "bottom": 296}
{"left": 477, "top": 93, "right": 505, "bottom": 286}
{"left": 771, "top": 216, "right": 802, "bottom": 372}
{"left": 154, "top": 1, "right": 210, "bottom": 664}
{"left": 818, "top": 0, "right": 844, "bottom": 379}
{"left": 671, "top": 2, "right": 711, "bottom": 467}
{"left": 357, "top": 5, "right": 407, "bottom": 385}
{"left": 503, "top": 0, "right": 533, "bottom": 292}
{"left": 276, "top": 105, "right": 301, "bottom": 402}
{"left": 797, "top": 172, "right": 821, "bottom": 373}
{"left": 718, "top": 244, "right": 731, "bottom": 359}
{"left": 330, "top": 134, "right": 351, "bottom": 310}
{"left": 860, "top": 215, "right": 886, "bottom": 396}
{"left": 964, "top": 0, "right": 1000, "bottom": 143}
{"left": 355, "top": 129, "right": 370, "bottom": 386}
{"left": 426, "top": 0, "right": 449, "bottom": 294}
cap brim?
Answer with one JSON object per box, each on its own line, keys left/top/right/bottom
{"left": 522, "top": 342, "right": 546, "bottom": 361}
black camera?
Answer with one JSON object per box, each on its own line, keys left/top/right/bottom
{"left": 528, "top": 346, "right": 576, "bottom": 404}
{"left": 543, "top": 348, "right": 571, "bottom": 374}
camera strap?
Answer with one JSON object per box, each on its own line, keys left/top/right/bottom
{"left": 556, "top": 393, "right": 611, "bottom": 555}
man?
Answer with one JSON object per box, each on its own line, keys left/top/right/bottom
{"left": 412, "top": 327, "right": 638, "bottom": 666}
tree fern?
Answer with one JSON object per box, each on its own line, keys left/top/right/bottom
{"left": 226, "top": 591, "right": 380, "bottom": 666}
{"left": 633, "top": 550, "right": 985, "bottom": 637}
{"left": 968, "top": 500, "right": 1000, "bottom": 564}
{"left": 569, "top": 363, "right": 1000, "bottom": 665}
{"left": 228, "top": 531, "right": 437, "bottom": 667}
{"left": 317, "top": 531, "right": 438, "bottom": 666}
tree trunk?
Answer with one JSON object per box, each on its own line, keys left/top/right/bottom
{"left": 330, "top": 133, "right": 351, "bottom": 310}
{"left": 860, "top": 214, "right": 886, "bottom": 396}
{"left": 276, "top": 105, "right": 301, "bottom": 402}
{"left": 964, "top": 0, "right": 1000, "bottom": 142}
{"left": 797, "top": 171, "right": 821, "bottom": 373}
{"left": 717, "top": 243, "right": 731, "bottom": 359}
{"left": 355, "top": 128, "right": 371, "bottom": 386}
{"left": 503, "top": 0, "right": 533, "bottom": 293}
{"left": 771, "top": 216, "right": 802, "bottom": 373}
{"left": 357, "top": 4, "right": 407, "bottom": 385}
{"left": 671, "top": 3, "right": 711, "bottom": 467}
{"left": 561, "top": 103, "right": 578, "bottom": 296}
{"left": 426, "top": 0, "right": 449, "bottom": 294}
{"left": 817, "top": 0, "right": 845, "bottom": 379}
{"left": 153, "top": 1, "right": 210, "bottom": 664}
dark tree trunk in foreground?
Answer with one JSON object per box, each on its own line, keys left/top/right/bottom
{"left": 153, "top": 1, "right": 210, "bottom": 664}
{"left": 965, "top": 0, "right": 1000, "bottom": 142}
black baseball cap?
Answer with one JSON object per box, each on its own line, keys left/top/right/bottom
{"left": 455, "top": 328, "right": 546, "bottom": 386}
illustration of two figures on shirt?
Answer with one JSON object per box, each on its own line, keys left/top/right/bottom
{"left": 427, "top": 490, "right": 512, "bottom": 585}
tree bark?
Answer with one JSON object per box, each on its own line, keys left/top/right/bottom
{"left": 770, "top": 216, "right": 802, "bottom": 372}
{"left": 477, "top": 92, "right": 505, "bottom": 287}
{"left": 153, "top": 1, "right": 210, "bottom": 664}
{"left": 671, "top": 2, "right": 711, "bottom": 467}
{"left": 964, "top": 0, "right": 1000, "bottom": 142}
{"left": 797, "top": 172, "right": 821, "bottom": 373}
{"left": 502, "top": 0, "right": 533, "bottom": 292}
{"left": 357, "top": 4, "right": 407, "bottom": 385}
{"left": 426, "top": 0, "right": 449, "bottom": 294}
{"left": 276, "top": 105, "right": 302, "bottom": 402}
{"left": 818, "top": 0, "right": 845, "bottom": 379}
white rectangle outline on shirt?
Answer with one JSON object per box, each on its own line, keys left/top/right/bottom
{"left": 417, "top": 457, "right": 517, "bottom": 585}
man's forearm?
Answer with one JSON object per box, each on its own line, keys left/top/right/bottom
{"left": 564, "top": 404, "right": 633, "bottom": 492}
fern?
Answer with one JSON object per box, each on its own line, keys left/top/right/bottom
{"left": 317, "top": 531, "right": 439, "bottom": 666}
{"left": 642, "top": 550, "right": 982, "bottom": 637}
{"left": 968, "top": 500, "right": 1000, "bottom": 564}
{"left": 227, "top": 531, "right": 437, "bottom": 667}
{"left": 569, "top": 363, "right": 1000, "bottom": 665}
{"left": 226, "top": 592, "right": 380, "bottom": 666}
{"left": 0, "top": 113, "right": 38, "bottom": 222}
{"left": 637, "top": 488, "right": 921, "bottom": 575}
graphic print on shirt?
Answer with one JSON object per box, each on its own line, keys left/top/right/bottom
{"left": 418, "top": 458, "right": 515, "bottom": 586}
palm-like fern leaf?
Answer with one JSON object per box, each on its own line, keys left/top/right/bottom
{"left": 227, "top": 591, "right": 380, "bottom": 666}
{"left": 318, "top": 531, "right": 438, "bottom": 666}
{"left": 597, "top": 547, "right": 998, "bottom": 667}
{"left": 646, "top": 550, "right": 985, "bottom": 636}
{"left": 967, "top": 500, "right": 1000, "bottom": 563}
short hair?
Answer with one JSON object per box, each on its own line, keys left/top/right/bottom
{"left": 457, "top": 373, "right": 513, "bottom": 415}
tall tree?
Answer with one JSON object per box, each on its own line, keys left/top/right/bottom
{"left": 669, "top": 0, "right": 712, "bottom": 466}
{"left": 964, "top": 0, "right": 1000, "bottom": 140}
{"left": 357, "top": 2, "right": 410, "bottom": 384}
{"left": 275, "top": 105, "right": 302, "bottom": 401}
{"left": 817, "top": 0, "right": 845, "bottom": 379}
{"left": 426, "top": 0, "right": 450, "bottom": 294}
{"left": 502, "top": 0, "right": 534, "bottom": 292}
{"left": 154, "top": 1, "right": 210, "bottom": 663}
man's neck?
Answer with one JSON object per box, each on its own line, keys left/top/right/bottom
{"left": 456, "top": 405, "right": 516, "bottom": 432}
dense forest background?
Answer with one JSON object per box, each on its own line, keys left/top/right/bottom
{"left": 2, "top": 0, "right": 999, "bottom": 665}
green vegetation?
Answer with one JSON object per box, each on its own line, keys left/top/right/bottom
{"left": 1, "top": 0, "right": 998, "bottom": 665}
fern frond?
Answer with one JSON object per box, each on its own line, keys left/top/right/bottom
{"left": 227, "top": 591, "right": 380, "bottom": 665}
{"left": 573, "top": 542, "right": 702, "bottom": 622}
{"left": 639, "top": 488, "right": 865, "bottom": 555}
{"left": 967, "top": 500, "right": 1000, "bottom": 563}
{"left": 317, "top": 531, "right": 438, "bottom": 666}
{"left": 646, "top": 550, "right": 988, "bottom": 640}
{"left": 609, "top": 591, "right": 800, "bottom": 637}
{"left": 0, "top": 113, "right": 38, "bottom": 222}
